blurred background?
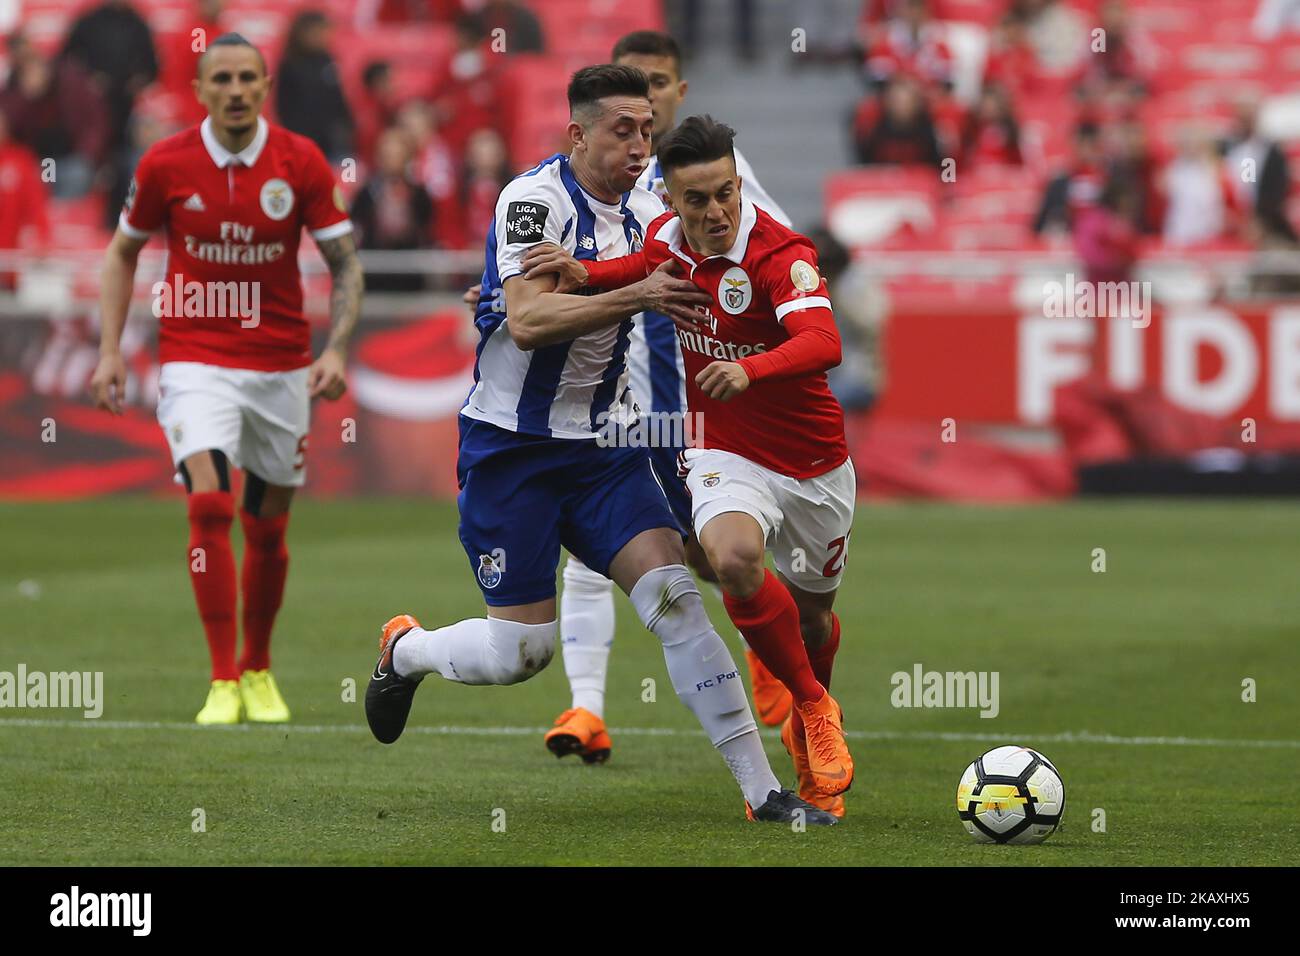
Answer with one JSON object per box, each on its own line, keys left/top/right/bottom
{"left": 2, "top": 0, "right": 1299, "bottom": 501}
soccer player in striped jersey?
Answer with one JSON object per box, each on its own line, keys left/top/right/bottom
{"left": 547, "top": 31, "right": 795, "bottom": 765}
{"left": 520, "top": 115, "right": 856, "bottom": 817}
{"left": 363, "top": 66, "right": 835, "bottom": 825}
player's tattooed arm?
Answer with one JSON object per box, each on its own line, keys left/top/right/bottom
{"left": 309, "top": 233, "right": 364, "bottom": 400}
{"left": 318, "top": 233, "right": 364, "bottom": 355}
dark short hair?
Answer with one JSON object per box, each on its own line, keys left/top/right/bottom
{"left": 611, "top": 30, "right": 682, "bottom": 76}
{"left": 198, "top": 32, "right": 267, "bottom": 77}
{"left": 362, "top": 60, "right": 391, "bottom": 89}
{"left": 567, "top": 64, "right": 650, "bottom": 124}
{"left": 657, "top": 114, "right": 736, "bottom": 179}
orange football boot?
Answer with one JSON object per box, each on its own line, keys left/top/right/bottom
{"left": 745, "top": 648, "right": 793, "bottom": 726}
{"left": 544, "top": 707, "right": 611, "bottom": 764}
{"left": 781, "top": 713, "right": 845, "bottom": 818}
{"left": 796, "top": 690, "right": 854, "bottom": 797}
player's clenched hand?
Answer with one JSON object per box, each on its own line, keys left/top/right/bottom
{"left": 463, "top": 283, "right": 482, "bottom": 314}
{"left": 521, "top": 243, "right": 588, "bottom": 292}
{"left": 89, "top": 352, "right": 128, "bottom": 415}
{"left": 696, "top": 361, "right": 751, "bottom": 402}
{"left": 637, "top": 259, "right": 712, "bottom": 330}
{"left": 308, "top": 348, "right": 348, "bottom": 400}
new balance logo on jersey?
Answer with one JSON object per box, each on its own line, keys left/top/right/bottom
{"left": 183, "top": 193, "right": 206, "bottom": 212}
{"left": 578, "top": 235, "right": 595, "bottom": 250}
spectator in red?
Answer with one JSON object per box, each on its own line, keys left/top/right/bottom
{"left": 960, "top": 83, "right": 1023, "bottom": 167}
{"left": 350, "top": 127, "right": 434, "bottom": 291}
{"left": 464, "top": 0, "right": 544, "bottom": 53}
{"left": 354, "top": 61, "right": 401, "bottom": 170}
{"left": 1072, "top": 175, "right": 1141, "bottom": 286}
{"left": 396, "top": 100, "right": 457, "bottom": 246}
{"left": 159, "top": 0, "right": 228, "bottom": 128}
{"left": 275, "top": 9, "right": 356, "bottom": 162}
{"left": 0, "top": 31, "right": 111, "bottom": 197}
{"left": 1034, "top": 122, "right": 1106, "bottom": 235}
{"left": 431, "top": 14, "right": 505, "bottom": 157}
{"left": 455, "top": 127, "right": 510, "bottom": 249}
{"left": 0, "top": 111, "right": 51, "bottom": 289}
{"left": 854, "top": 75, "right": 943, "bottom": 167}
{"left": 981, "top": 13, "right": 1041, "bottom": 103}
{"left": 863, "top": 0, "right": 954, "bottom": 92}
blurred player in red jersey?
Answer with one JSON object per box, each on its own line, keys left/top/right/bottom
{"left": 89, "top": 34, "right": 363, "bottom": 725}
{"left": 521, "top": 115, "right": 855, "bottom": 816}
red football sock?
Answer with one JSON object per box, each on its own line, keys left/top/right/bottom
{"left": 187, "top": 491, "right": 238, "bottom": 681}
{"left": 723, "top": 570, "right": 824, "bottom": 705}
{"left": 238, "top": 509, "right": 289, "bottom": 673}
{"left": 792, "top": 612, "right": 842, "bottom": 736}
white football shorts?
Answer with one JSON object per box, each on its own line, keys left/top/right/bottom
{"left": 157, "top": 361, "right": 311, "bottom": 488}
{"left": 684, "top": 447, "right": 856, "bottom": 594}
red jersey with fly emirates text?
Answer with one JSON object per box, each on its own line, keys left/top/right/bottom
{"left": 119, "top": 116, "right": 352, "bottom": 371}
{"left": 617, "top": 198, "right": 848, "bottom": 479}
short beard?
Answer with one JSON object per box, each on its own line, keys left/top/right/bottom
{"left": 225, "top": 123, "right": 254, "bottom": 136}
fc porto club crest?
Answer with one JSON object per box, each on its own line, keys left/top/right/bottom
{"left": 719, "top": 266, "right": 752, "bottom": 315}
{"left": 628, "top": 229, "right": 643, "bottom": 253}
{"left": 260, "top": 178, "right": 294, "bottom": 221}
{"left": 477, "top": 549, "right": 506, "bottom": 589}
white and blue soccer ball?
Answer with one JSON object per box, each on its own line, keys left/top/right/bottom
{"left": 956, "top": 745, "right": 1065, "bottom": 845}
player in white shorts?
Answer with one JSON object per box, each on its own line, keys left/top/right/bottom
{"left": 90, "top": 34, "right": 361, "bottom": 725}
{"left": 526, "top": 114, "right": 858, "bottom": 816}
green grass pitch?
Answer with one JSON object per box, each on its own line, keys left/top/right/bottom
{"left": 1, "top": 498, "right": 1297, "bottom": 865}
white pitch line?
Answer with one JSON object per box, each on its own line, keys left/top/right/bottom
{"left": 0, "top": 718, "right": 1296, "bottom": 749}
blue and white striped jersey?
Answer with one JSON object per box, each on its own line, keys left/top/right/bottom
{"left": 626, "top": 146, "right": 791, "bottom": 420}
{"left": 462, "top": 153, "right": 664, "bottom": 440}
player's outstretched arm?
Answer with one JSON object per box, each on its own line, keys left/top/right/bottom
{"left": 309, "top": 233, "right": 365, "bottom": 400}
{"left": 506, "top": 259, "right": 710, "bottom": 351}
{"left": 90, "top": 228, "right": 148, "bottom": 415}
{"left": 521, "top": 243, "right": 648, "bottom": 293}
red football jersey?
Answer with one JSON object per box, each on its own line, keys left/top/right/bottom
{"left": 120, "top": 116, "right": 352, "bottom": 371}
{"left": 643, "top": 199, "right": 849, "bottom": 479}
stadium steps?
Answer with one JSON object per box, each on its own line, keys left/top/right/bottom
{"left": 670, "top": 0, "right": 862, "bottom": 230}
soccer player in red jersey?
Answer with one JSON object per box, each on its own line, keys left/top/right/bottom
{"left": 89, "top": 34, "right": 363, "bottom": 725}
{"left": 521, "top": 115, "right": 855, "bottom": 816}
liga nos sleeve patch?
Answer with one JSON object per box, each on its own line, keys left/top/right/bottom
{"left": 506, "top": 201, "right": 549, "bottom": 244}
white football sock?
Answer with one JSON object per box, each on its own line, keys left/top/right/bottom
{"left": 393, "top": 617, "right": 557, "bottom": 685}
{"left": 628, "top": 564, "right": 780, "bottom": 807}
{"left": 560, "top": 556, "right": 616, "bottom": 717}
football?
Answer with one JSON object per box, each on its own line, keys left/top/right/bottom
{"left": 956, "top": 746, "right": 1065, "bottom": 845}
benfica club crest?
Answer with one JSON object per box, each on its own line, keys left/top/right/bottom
{"left": 259, "top": 178, "right": 294, "bottom": 221}
{"left": 718, "top": 266, "right": 751, "bottom": 314}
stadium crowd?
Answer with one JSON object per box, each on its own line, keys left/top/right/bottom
{"left": 2, "top": 0, "right": 1297, "bottom": 294}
